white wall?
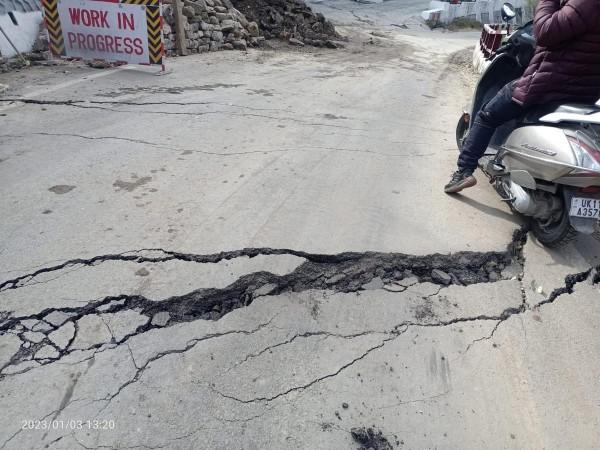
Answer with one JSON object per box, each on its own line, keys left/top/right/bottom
{"left": 426, "top": 0, "right": 531, "bottom": 25}
{"left": 0, "top": 10, "right": 43, "bottom": 58}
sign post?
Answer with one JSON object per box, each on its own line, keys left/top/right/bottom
{"left": 41, "top": 0, "right": 165, "bottom": 69}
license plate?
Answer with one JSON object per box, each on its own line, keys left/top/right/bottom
{"left": 570, "top": 197, "right": 600, "bottom": 219}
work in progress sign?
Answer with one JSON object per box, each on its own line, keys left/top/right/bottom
{"left": 41, "top": 0, "right": 163, "bottom": 65}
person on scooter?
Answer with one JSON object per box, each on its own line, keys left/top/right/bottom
{"left": 444, "top": 0, "right": 600, "bottom": 194}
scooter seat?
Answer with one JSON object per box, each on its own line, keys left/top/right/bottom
{"left": 552, "top": 104, "right": 600, "bottom": 115}
{"left": 520, "top": 103, "right": 600, "bottom": 125}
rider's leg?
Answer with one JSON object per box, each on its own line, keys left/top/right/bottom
{"left": 445, "top": 82, "right": 524, "bottom": 193}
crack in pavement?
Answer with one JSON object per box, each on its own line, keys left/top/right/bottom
{"left": 221, "top": 330, "right": 389, "bottom": 375}
{"left": 0, "top": 98, "right": 369, "bottom": 131}
{"left": 207, "top": 271, "right": 598, "bottom": 405}
{"left": 208, "top": 330, "right": 402, "bottom": 404}
{"left": 0, "top": 229, "right": 535, "bottom": 377}
{"left": 0, "top": 230, "right": 597, "bottom": 402}
{"left": 0, "top": 238, "right": 525, "bottom": 376}
{"left": 0, "top": 133, "right": 437, "bottom": 159}
{"left": 96, "top": 317, "right": 277, "bottom": 407}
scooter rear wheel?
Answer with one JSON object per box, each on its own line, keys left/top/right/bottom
{"left": 531, "top": 208, "right": 577, "bottom": 248}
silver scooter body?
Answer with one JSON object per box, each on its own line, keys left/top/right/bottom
{"left": 459, "top": 18, "right": 600, "bottom": 246}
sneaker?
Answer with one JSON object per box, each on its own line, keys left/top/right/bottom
{"left": 444, "top": 170, "right": 477, "bottom": 193}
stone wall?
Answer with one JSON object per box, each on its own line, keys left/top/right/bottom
{"left": 162, "top": 0, "right": 262, "bottom": 54}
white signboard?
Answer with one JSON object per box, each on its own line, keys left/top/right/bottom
{"left": 56, "top": 0, "right": 151, "bottom": 64}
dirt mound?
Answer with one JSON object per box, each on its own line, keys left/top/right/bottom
{"left": 351, "top": 427, "right": 394, "bottom": 450}
{"left": 229, "top": 0, "right": 339, "bottom": 47}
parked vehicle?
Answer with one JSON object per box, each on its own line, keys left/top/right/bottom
{"left": 456, "top": 3, "right": 600, "bottom": 247}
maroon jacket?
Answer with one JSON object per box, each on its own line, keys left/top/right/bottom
{"left": 512, "top": 0, "right": 600, "bottom": 106}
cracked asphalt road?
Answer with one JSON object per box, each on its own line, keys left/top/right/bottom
{"left": 1, "top": 16, "right": 600, "bottom": 450}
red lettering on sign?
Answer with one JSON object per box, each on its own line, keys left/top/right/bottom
{"left": 77, "top": 33, "right": 87, "bottom": 49}
{"left": 117, "top": 12, "right": 134, "bottom": 30}
{"left": 68, "top": 8, "right": 110, "bottom": 28}
{"left": 104, "top": 35, "right": 115, "bottom": 53}
{"left": 100, "top": 11, "right": 109, "bottom": 28}
{"left": 81, "top": 10, "right": 91, "bottom": 26}
{"left": 67, "top": 32, "right": 77, "bottom": 48}
{"left": 90, "top": 10, "right": 99, "bottom": 27}
{"left": 68, "top": 8, "right": 81, "bottom": 25}
{"left": 62, "top": 31, "right": 146, "bottom": 57}
{"left": 133, "top": 38, "right": 143, "bottom": 55}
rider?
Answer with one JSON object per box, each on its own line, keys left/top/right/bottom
{"left": 444, "top": 0, "right": 600, "bottom": 194}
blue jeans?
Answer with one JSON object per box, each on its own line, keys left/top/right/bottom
{"left": 458, "top": 82, "right": 524, "bottom": 172}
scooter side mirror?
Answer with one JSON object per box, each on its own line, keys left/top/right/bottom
{"left": 501, "top": 3, "right": 516, "bottom": 22}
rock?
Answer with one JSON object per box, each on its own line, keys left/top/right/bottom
{"left": 191, "top": 1, "right": 207, "bottom": 13}
{"left": 135, "top": 268, "right": 150, "bottom": 277}
{"left": 398, "top": 276, "right": 420, "bottom": 287}
{"left": 362, "top": 277, "right": 384, "bottom": 290}
{"left": 48, "top": 322, "right": 76, "bottom": 349}
{"left": 35, "top": 346, "right": 59, "bottom": 360}
{"left": 212, "top": 31, "right": 224, "bottom": 41}
{"left": 232, "top": 9, "right": 249, "bottom": 28}
{"left": 220, "top": 19, "right": 235, "bottom": 32}
{"left": 151, "top": 312, "right": 171, "bottom": 327}
{"left": 254, "top": 283, "right": 277, "bottom": 297}
{"left": 216, "top": 12, "right": 229, "bottom": 21}
{"left": 233, "top": 39, "right": 247, "bottom": 50}
{"left": 32, "top": 322, "right": 53, "bottom": 333}
{"left": 209, "top": 42, "right": 220, "bottom": 51}
{"left": 163, "top": 23, "right": 172, "bottom": 34}
{"left": 21, "top": 319, "right": 39, "bottom": 330}
{"left": 325, "top": 274, "right": 345, "bottom": 285}
{"left": 325, "top": 40, "right": 339, "bottom": 49}
{"left": 488, "top": 271, "right": 502, "bottom": 282}
{"left": 97, "top": 299, "right": 126, "bottom": 312}
{"left": 182, "top": 5, "right": 195, "bottom": 18}
{"left": 200, "top": 21, "right": 211, "bottom": 31}
{"left": 22, "top": 331, "right": 45, "bottom": 343}
{"left": 205, "top": 0, "right": 214, "bottom": 5}
{"left": 431, "top": 269, "right": 452, "bottom": 286}
{"left": 342, "top": 402, "right": 349, "bottom": 409}
{"left": 215, "top": 5, "right": 228, "bottom": 12}
{"left": 289, "top": 37, "right": 304, "bottom": 46}
{"left": 223, "top": 43, "right": 234, "bottom": 50}
{"left": 247, "top": 21, "right": 259, "bottom": 37}
{"left": 209, "top": 16, "right": 219, "bottom": 25}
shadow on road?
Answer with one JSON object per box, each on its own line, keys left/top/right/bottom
{"left": 450, "top": 194, "right": 521, "bottom": 224}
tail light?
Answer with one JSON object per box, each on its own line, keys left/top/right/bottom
{"left": 581, "top": 186, "right": 600, "bottom": 194}
{"left": 566, "top": 131, "right": 600, "bottom": 172}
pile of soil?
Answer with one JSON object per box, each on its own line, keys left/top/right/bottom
{"left": 351, "top": 427, "right": 394, "bottom": 450}
{"left": 229, "top": 0, "right": 339, "bottom": 47}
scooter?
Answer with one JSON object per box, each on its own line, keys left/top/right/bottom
{"left": 456, "top": 3, "right": 600, "bottom": 247}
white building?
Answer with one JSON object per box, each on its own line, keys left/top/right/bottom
{"left": 0, "top": 0, "right": 44, "bottom": 58}
{"left": 423, "top": 0, "right": 533, "bottom": 26}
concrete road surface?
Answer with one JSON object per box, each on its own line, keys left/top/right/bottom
{"left": 1, "top": 15, "right": 600, "bottom": 450}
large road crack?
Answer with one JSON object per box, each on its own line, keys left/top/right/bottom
{"left": 1, "top": 229, "right": 597, "bottom": 381}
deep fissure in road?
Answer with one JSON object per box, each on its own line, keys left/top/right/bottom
{"left": 1, "top": 227, "right": 597, "bottom": 378}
